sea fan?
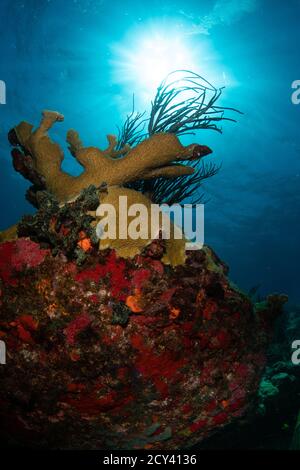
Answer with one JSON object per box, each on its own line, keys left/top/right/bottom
{"left": 119, "top": 70, "right": 241, "bottom": 204}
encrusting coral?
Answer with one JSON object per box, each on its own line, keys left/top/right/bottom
{"left": 0, "top": 224, "right": 18, "bottom": 243}
{"left": 0, "top": 236, "right": 287, "bottom": 449}
{"left": 95, "top": 186, "right": 186, "bottom": 265}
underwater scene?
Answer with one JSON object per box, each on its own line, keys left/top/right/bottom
{"left": 0, "top": 0, "right": 300, "bottom": 456}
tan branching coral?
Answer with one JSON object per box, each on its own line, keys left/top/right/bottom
{"left": 5, "top": 110, "right": 213, "bottom": 265}
{"left": 13, "top": 110, "right": 211, "bottom": 204}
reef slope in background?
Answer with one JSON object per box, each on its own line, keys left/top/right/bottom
{"left": 0, "top": 236, "right": 286, "bottom": 449}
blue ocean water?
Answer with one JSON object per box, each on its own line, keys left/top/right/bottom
{"left": 0, "top": 0, "right": 299, "bottom": 302}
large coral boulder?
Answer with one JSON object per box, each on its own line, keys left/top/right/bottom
{"left": 0, "top": 238, "right": 286, "bottom": 449}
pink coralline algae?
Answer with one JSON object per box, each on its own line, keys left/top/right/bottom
{"left": 64, "top": 313, "right": 92, "bottom": 345}
{"left": 0, "top": 239, "right": 48, "bottom": 284}
{"left": 75, "top": 251, "right": 130, "bottom": 300}
{"left": 0, "top": 239, "right": 287, "bottom": 450}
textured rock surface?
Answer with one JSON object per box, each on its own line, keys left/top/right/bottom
{"left": 0, "top": 238, "right": 286, "bottom": 449}
{"left": 197, "top": 349, "right": 300, "bottom": 449}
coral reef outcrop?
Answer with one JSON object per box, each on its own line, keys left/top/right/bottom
{"left": 0, "top": 71, "right": 286, "bottom": 450}
{"left": 0, "top": 237, "right": 286, "bottom": 449}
